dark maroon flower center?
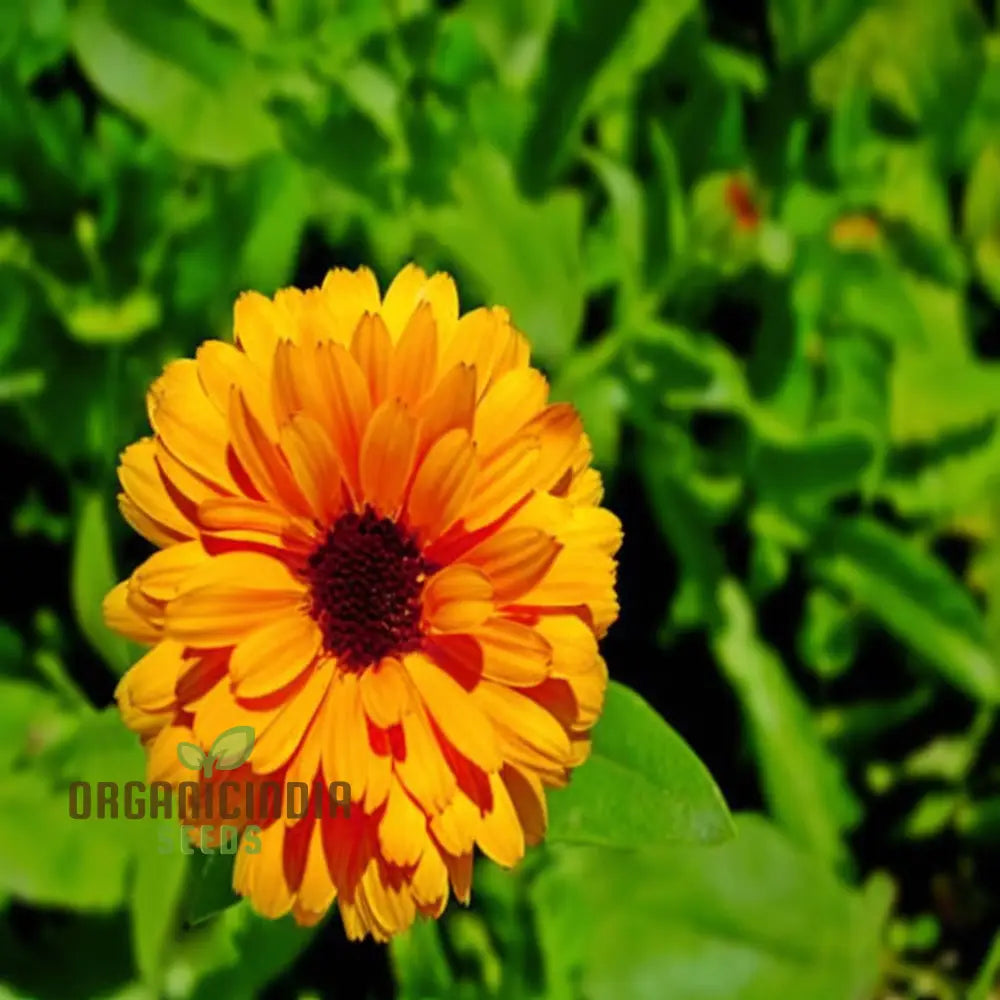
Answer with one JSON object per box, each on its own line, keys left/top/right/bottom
{"left": 306, "top": 506, "right": 431, "bottom": 669}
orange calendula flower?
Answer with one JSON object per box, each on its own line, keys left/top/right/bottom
{"left": 104, "top": 263, "right": 621, "bottom": 941}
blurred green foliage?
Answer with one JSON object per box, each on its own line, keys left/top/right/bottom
{"left": 3, "top": 0, "right": 1000, "bottom": 997}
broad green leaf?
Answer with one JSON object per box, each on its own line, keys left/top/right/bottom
{"left": 187, "top": 902, "right": 319, "bottom": 1000}
{"left": 965, "top": 144, "right": 1000, "bottom": 304}
{"left": 532, "top": 814, "right": 893, "bottom": 1000}
{"left": 890, "top": 354, "right": 1000, "bottom": 443}
{"left": 64, "top": 288, "right": 160, "bottom": 345}
{"left": 811, "top": 517, "right": 1000, "bottom": 702}
{"left": 390, "top": 918, "right": 455, "bottom": 1000}
{"left": 750, "top": 423, "right": 877, "bottom": 503}
{"left": 71, "top": 491, "right": 133, "bottom": 675}
{"left": 811, "top": 0, "right": 984, "bottom": 163}
{"left": 712, "top": 580, "right": 861, "bottom": 866}
{"left": 767, "top": 0, "right": 868, "bottom": 65}
{"left": 420, "top": 146, "right": 584, "bottom": 366}
{"left": 131, "top": 818, "right": 187, "bottom": 989}
{"left": 70, "top": 0, "right": 279, "bottom": 166}
{"left": 882, "top": 422, "right": 1000, "bottom": 519}
{"left": 0, "top": 709, "right": 144, "bottom": 910}
{"left": 184, "top": 850, "right": 240, "bottom": 927}
{"left": 969, "top": 929, "right": 1000, "bottom": 1000}
{"left": 234, "top": 157, "right": 310, "bottom": 295}
{"left": 626, "top": 319, "right": 750, "bottom": 412}
{"left": 518, "top": 0, "right": 641, "bottom": 191}
{"left": 547, "top": 681, "right": 734, "bottom": 847}
{"left": 0, "top": 679, "right": 79, "bottom": 772}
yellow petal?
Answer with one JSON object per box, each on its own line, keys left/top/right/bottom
{"left": 415, "top": 362, "right": 476, "bottom": 453}
{"left": 351, "top": 312, "right": 393, "bottom": 406}
{"left": 230, "top": 613, "right": 321, "bottom": 698}
{"left": 379, "top": 263, "right": 428, "bottom": 338}
{"left": 166, "top": 553, "right": 306, "bottom": 645}
{"left": 320, "top": 673, "right": 368, "bottom": 803}
{"left": 132, "top": 540, "right": 209, "bottom": 602}
{"left": 389, "top": 301, "right": 438, "bottom": 406}
{"left": 461, "top": 527, "right": 561, "bottom": 601}
{"left": 422, "top": 565, "right": 493, "bottom": 632}
{"left": 359, "top": 657, "right": 412, "bottom": 729}
{"left": 396, "top": 705, "right": 457, "bottom": 814}
{"left": 252, "top": 666, "right": 331, "bottom": 774}
{"left": 245, "top": 821, "right": 295, "bottom": 919}
{"left": 320, "top": 266, "right": 381, "bottom": 341}
{"left": 147, "top": 359, "right": 236, "bottom": 491}
{"left": 228, "top": 387, "right": 311, "bottom": 516}
{"left": 378, "top": 776, "right": 427, "bottom": 867}
{"left": 296, "top": 821, "right": 337, "bottom": 914}
{"left": 472, "top": 618, "right": 551, "bottom": 685}
{"left": 502, "top": 763, "right": 548, "bottom": 846}
{"left": 404, "top": 651, "right": 501, "bottom": 772}
{"left": 118, "top": 639, "right": 186, "bottom": 711}
{"left": 103, "top": 580, "right": 159, "bottom": 643}
{"left": 471, "top": 681, "right": 571, "bottom": 765}
{"left": 359, "top": 399, "right": 418, "bottom": 518}
{"left": 476, "top": 771, "right": 524, "bottom": 867}
{"left": 405, "top": 428, "right": 477, "bottom": 542}
{"left": 279, "top": 413, "right": 345, "bottom": 525}
{"left": 411, "top": 842, "right": 449, "bottom": 914}
{"left": 474, "top": 368, "right": 548, "bottom": 457}
{"left": 429, "top": 790, "right": 481, "bottom": 856}
{"left": 118, "top": 438, "right": 194, "bottom": 541}
{"left": 462, "top": 435, "right": 539, "bottom": 531}
{"left": 233, "top": 291, "right": 289, "bottom": 370}
{"left": 314, "top": 341, "right": 372, "bottom": 497}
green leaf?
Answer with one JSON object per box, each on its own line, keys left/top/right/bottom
{"left": 64, "top": 288, "right": 161, "bottom": 345}
{"left": 711, "top": 580, "right": 861, "bottom": 866}
{"left": 71, "top": 491, "right": 133, "bottom": 676}
{"left": 0, "top": 709, "right": 144, "bottom": 910}
{"left": 969, "top": 929, "right": 1000, "bottom": 1000}
{"left": 234, "top": 157, "right": 311, "bottom": 295}
{"left": 547, "top": 681, "right": 734, "bottom": 848}
{"left": 890, "top": 354, "right": 1000, "bottom": 444}
{"left": 184, "top": 850, "right": 240, "bottom": 927}
{"left": 520, "top": 0, "right": 695, "bottom": 189}
{"left": 767, "top": 0, "right": 868, "bottom": 65}
{"left": 811, "top": 517, "right": 1000, "bottom": 702}
{"left": 532, "top": 814, "right": 893, "bottom": 1000}
{"left": 187, "top": 902, "right": 319, "bottom": 1000}
{"left": 751, "top": 423, "right": 877, "bottom": 503}
{"left": 420, "top": 146, "right": 584, "bottom": 366}
{"left": 390, "top": 918, "right": 456, "bottom": 1000}
{"left": 208, "top": 725, "right": 255, "bottom": 773}
{"left": 0, "top": 679, "right": 79, "bottom": 772}
{"left": 130, "top": 818, "right": 187, "bottom": 989}
{"left": 797, "top": 588, "right": 858, "bottom": 680}
{"left": 70, "top": 0, "right": 279, "bottom": 166}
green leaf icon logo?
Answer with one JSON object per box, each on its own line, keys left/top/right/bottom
{"left": 206, "top": 725, "right": 255, "bottom": 777}
{"left": 177, "top": 742, "right": 206, "bottom": 771}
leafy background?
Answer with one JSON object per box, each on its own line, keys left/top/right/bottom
{"left": 2, "top": 0, "right": 1000, "bottom": 997}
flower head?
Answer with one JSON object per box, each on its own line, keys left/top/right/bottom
{"left": 105, "top": 264, "right": 621, "bottom": 940}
